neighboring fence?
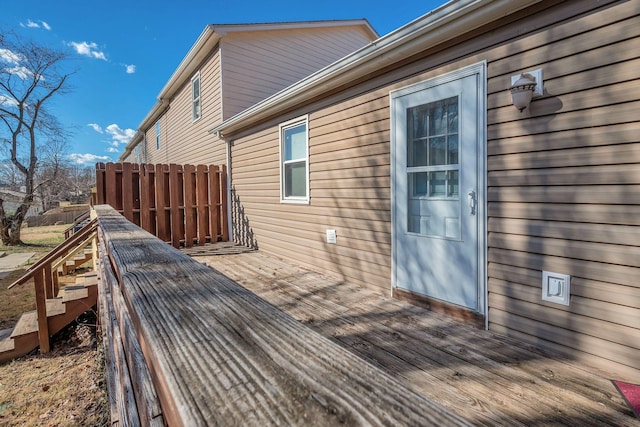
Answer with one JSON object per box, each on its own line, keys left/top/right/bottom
{"left": 94, "top": 162, "right": 228, "bottom": 248}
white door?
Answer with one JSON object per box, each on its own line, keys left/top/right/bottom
{"left": 391, "top": 64, "right": 486, "bottom": 312}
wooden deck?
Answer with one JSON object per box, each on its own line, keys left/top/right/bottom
{"left": 191, "top": 250, "right": 639, "bottom": 426}
{"left": 95, "top": 205, "right": 469, "bottom": 426}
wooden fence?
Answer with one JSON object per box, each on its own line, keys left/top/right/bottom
{"left": 94, "top": 162, "right": 228, "bottom": 248}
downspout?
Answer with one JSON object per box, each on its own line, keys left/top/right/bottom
{"left": 217, "top": 131, "right": 233, "bottom": 243}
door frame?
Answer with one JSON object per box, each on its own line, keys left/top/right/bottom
{"left": 389, "top": 61, "right": 488, "bottom": 321}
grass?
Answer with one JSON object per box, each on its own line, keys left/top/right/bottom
{"left": 0, "top": 224, "right": 67, "bottom": 330}
{"left": 0, "top": 223, "right": 109, "bottom": 426}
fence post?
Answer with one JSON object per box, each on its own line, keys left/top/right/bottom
{"left": 140, "top": 164, "right": 154, "bottom": 234}
{"left": 155, "top": 164, "right": 169, "bottom": 243}
{"left": 195, "top": 165, "right": 209, "bottom": 245}
{"left": 220, "top": 165, "right": 229, "bottom": 242}
{"left": 95, "top": 163, "right": 106, "bottom": 205}
{"left": 183, "top": 164, "right": 196, "bottom": 248}
{"left": 169, "top": 164, "right": 182, "bottom": 248}
{"left": 34, "top": 268, "right": 50, "bottom": 353}
{"left": 122, "top": 162, "right": 134, "bottom": 223}
{"left": 209, "top": 165, "right": 220, "bottom": 242}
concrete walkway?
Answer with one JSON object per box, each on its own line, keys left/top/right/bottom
{"left": 0, "top": 252, "right": 35, "bottom": 279}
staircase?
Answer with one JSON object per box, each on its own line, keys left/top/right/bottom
{"left": 0, "top": 218, "right": 99, "bottom": 363}
{"left": 0, "top": 272, "right": 98, "bottom": 363}
{"left": 60, "top": 249, "right": 94, "bottom": 275}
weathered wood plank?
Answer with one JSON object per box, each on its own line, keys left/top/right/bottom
{"left": 96, "top": 257, "right": 121, "bottom": 425}
{"left": 108, "top": 263, "right": 165, "bottom": 426}
{"left": 122, "top": 162, "right": 134, "bottom": 223}
{"left": 196, "top": 165, "right": 209, "bottom": 245}
{"left": 95, "top": 204, "right": 467, "bottom": 426}
{"left": 202, "top": 251, "right": 639, "bottom": 426}
{"left": 169, "top": 164, "right": 182, "bottom": 248}
{"left": 183, "top": 164, "right": 196, "bottom": 248}
{"left": 219, "top": 165, "right": 229, "bottom": 242}
{"left": 140, "top": 164, "right": 154, "bottom": 235}
{"left": 97, "top": 252, "right": 141, "bottom": 427}
{"left": 208, "top": 165, "right": 220, "bottom": 242}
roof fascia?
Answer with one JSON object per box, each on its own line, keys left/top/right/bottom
{"left": 211, "top": 19, "right": 378, "bottom": 39}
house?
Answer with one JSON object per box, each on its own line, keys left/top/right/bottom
{"left": 119, "top": 20, "right": 378, "bottom": 165}
{"left": 203, "top": 0, "right": 638, "bottom": 383}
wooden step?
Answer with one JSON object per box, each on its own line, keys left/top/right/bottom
{"left": 47, "top": 298, "right": 65, "bottom": 316}
{"left": 61, "top": 286, "right": 88, "bottom": 303}
{"left": 10, "top": 311, "right": 38, "bottom": 338}
{"left": 76, "top": 271, "right": 99, "bottom": 287}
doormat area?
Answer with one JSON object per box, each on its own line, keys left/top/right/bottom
{"left": 612, "top": 380, "right": 640, "bottom": 418}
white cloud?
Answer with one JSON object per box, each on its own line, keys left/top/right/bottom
{"left": 105, "top": 124, "right": 135, "bottom": 146}
{"left": 5, "top": 66, "right": 34, "bottom": 80}
{"left": 125, "top": 64, "right": 136, "bottom": 74}
{"left": 88, "top": 123, "right": 103, "bottom": 133}
{"left": 68, "top": 153, "right": 111, "bottom": 165}
{"left": 106, "top": 147, "right": 119, "bottom": 153}
{"left": 69, "top": 41, "right": 107, "bottom": 61}
{"left": 0, "top": 48, "right": 22, "bottom": 65}
{"left": 20, "top": 19, "right": 51, "bottom": 30}
{"left": 0, "top": 95, "right": 18, "bottom": 107}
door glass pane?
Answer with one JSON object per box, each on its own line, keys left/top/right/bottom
{"left": 429, "top": 137, "right": 446, "bottom": 166}
{"left": 448, "top": 170, "right": 459, "bottom": 196}
{"left": 406, "top": 95, "right": 461, "bottom": 240}
{"left": 448, "top": 134, "right": 458, "bottom": 165}
{"left": 429, "top": 171, "right": 447, "bottom": 197}
{"left": 411, "top": 172, "right": 428, "bottom": 197}
{"left": 407, "top": 96, "right": 459, "bottom": 167}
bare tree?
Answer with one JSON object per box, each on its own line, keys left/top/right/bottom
{"left": 0, "top": 31, "right": 72, "bottom": 245}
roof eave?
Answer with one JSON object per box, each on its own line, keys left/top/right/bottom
{"left": 211, "top": 0, "right": 542, "bottom": 137}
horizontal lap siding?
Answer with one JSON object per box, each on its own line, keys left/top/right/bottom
{"left": 484, "top": 0, "right": 640, "bottom": 379}
{"left": 144, "top": 50, "right": 225, "bottom": 165}
{"left": 230, "top": 0, "right": 639, "bottom": 379}
{"left": 231, "top": 98, "right": 393, "bottom": 290}
{"left": 221, "top": 27, "right": 374, "bottom": 119}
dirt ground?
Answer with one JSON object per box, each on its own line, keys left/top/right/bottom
{"left": 0, "top": 225, "right": 110, "bottom": 426}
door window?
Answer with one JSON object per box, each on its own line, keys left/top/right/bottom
{"left": 407, "top": 96, "right": 460, "bottom": 239}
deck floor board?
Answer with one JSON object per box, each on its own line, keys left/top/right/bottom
{"left": 194, "top": 250, "right": 638, "bottom": 426}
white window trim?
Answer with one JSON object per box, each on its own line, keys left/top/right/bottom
{"left": 279, "top": 115, "right": 309, "bottom": 204}
{"left": 191, "top": 71, "right": 201, "bottom": 122}
{"left": 155, "top": 120, "right": 161, "bottom": 150}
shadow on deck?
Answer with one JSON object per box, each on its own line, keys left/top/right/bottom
{"left": 191, "top": 250, "right": 639, "bottom": 426}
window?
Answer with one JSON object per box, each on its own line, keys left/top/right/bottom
{"left": 192, "top": 72, "right": 201, "bottom": 121}
{"left": 280, "top": 116, "right": 309, "bottom": 203}
{"left": 155, "top": 121, "right": 161, "bottom": 150}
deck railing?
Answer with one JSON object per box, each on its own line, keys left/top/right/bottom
{"left": 94, "top": 204, "right": 470, "bottom": 426}
{"left": 94, "top": 162, "right": 228, "bottom": 248}
{"left": 8, "top": 219, "right": 98, "bottom": 352}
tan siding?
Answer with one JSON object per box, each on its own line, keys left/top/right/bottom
{"left": 228, "top": 0, "right": 640, "bottom": 380}
{"left": 140, "top": 49, "right": 225, "bottom": 166}
{"left": 221, "top": 26, "right": 373, "bottom": 119}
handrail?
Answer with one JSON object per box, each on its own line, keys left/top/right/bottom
{"left": 8, "top": 218, "right": 97, "bottom": 289}
{"left": 50, "top": 231, "right": 97, "bottom": 272}
{"left": 95, "top": 204, "right": 469, "bottom": 426}
{"left": 64, "top": 209, "right": 91, "bottom": 239}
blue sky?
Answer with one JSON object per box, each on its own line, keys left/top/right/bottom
{"left": 1, "top": 0, "right": 445, "bottom": 166}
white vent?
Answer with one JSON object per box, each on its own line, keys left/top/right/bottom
{"left": 542, "top": 271, "right": 570, "bottom": 306}
{"left": 326, "top": 229, "right": 337, "bottom": 244}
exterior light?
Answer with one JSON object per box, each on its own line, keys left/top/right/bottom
{"left": 510, "top": 73, "right": 537, "bottom": 112}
